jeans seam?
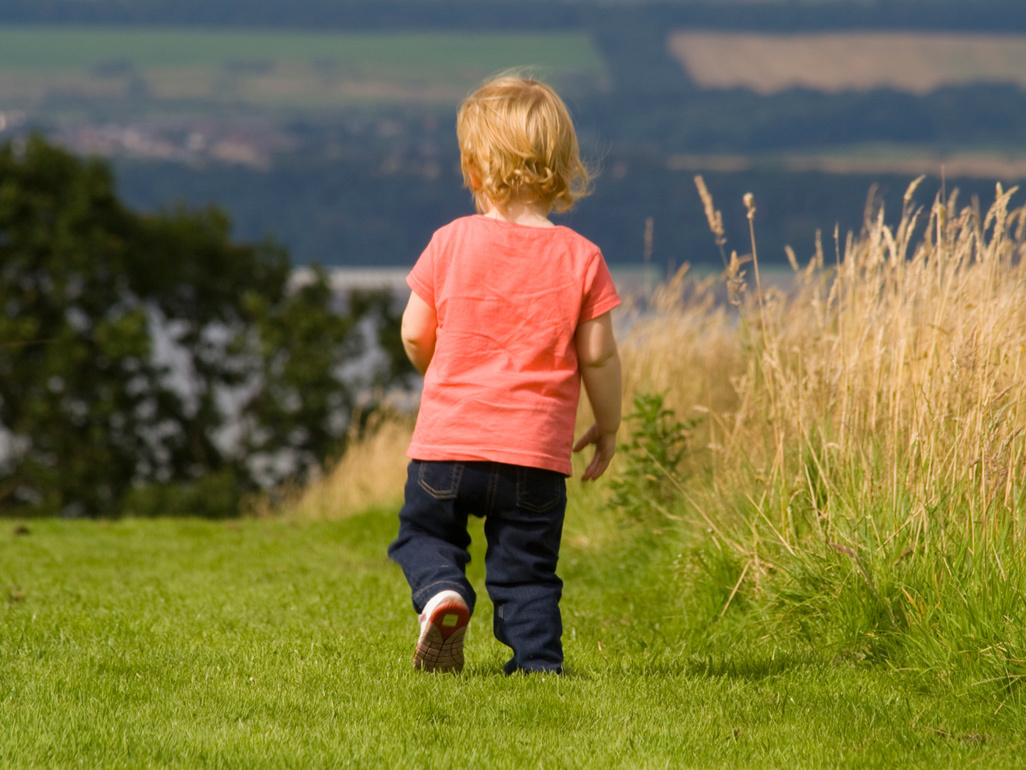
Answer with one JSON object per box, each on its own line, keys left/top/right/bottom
{"left": 486, "top": 466, "right": 499, "bottom": 517}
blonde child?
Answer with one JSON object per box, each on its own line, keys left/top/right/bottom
{"left": 387, "top": 74, "right": 622, "bottom": 675}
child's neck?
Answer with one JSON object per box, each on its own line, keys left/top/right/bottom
{"left": 483, "top": 201, "right": 554, "bottom": 228}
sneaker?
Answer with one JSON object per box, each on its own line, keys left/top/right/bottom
{"left": 413, "top": 590, "right": 470, "bottom": 673}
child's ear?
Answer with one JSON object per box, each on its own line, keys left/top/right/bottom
{"left": 461, "top": 156, "right": 482, "bottom": 190}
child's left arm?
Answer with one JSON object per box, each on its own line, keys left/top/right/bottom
{"left": 401, "top": 291, "right": 437, "bottom": 374}
{"left": 572, "top": 310, "right": 622, "bottom": 481}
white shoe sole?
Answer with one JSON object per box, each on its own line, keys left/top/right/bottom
{"left": 414, "top": 594, "right": 470, "bottom": 673}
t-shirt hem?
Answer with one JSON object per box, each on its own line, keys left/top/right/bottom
{"left": 407, "top": 446, "right": 571, "bottom": 476}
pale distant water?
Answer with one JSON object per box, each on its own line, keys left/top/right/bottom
{"left": 305, "top": 265, "right": 798, "bottom": 310}
{"left": 295, "top": 266, "right": 689, "bottom": 302}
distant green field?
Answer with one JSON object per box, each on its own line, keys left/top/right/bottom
{"left": 0, "top": 26, "right": 603, "bottom": 71}
{"left": 0, "top": 26, "right": 605, "bottom": 106}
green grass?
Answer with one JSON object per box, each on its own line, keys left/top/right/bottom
{"left": 3, "top": 505, "right": 1023, "bottom": 768}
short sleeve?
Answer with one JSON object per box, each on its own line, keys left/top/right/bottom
{"left": 580, "top": 251, "right": 621, "bottom": 323}
{"left": 406, "top": 234, "right": 438, "bottom": 308}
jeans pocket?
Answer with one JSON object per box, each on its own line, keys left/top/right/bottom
{"left": 417, "top": 461, "right": 463, "bottom": 500}
{"left": 515, "top": 467, "right": 566, "bottom": 513}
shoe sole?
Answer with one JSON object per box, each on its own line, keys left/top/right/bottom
{"left": 414, "top": 600, "right": 470, "bottom": 673}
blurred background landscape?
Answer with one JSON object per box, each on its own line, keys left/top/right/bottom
{"left": 5, "top": 0, "right": 1026, "bottom": 517}
{"left": 3, "top": 0, "right": 1025, "bottom": 273}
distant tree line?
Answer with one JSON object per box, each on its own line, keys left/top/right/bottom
{"left": 111, "top": 77, "right": 1026, "bottom": 269}
{"left": 0, "top": 136, "right": 411, "bottom": 518}
{"left": 114, "top": 146, "right": 1008, "bottom": 272}
{"left": 586, "top": 84, "right": 1026, "bottom": 154}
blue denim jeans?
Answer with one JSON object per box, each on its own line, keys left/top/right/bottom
{"left": 388, "top": 460, "right": 567, "bottom": 674}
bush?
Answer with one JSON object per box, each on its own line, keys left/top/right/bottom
{"left": 0, "top": 136, "right": 409, "bottom": 517}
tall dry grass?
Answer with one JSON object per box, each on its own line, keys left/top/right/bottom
{"left": 617, "top": 177, "right": 1026, "bottom": 685}
{"left": 641, "top": 178, "right": 1026, "bottom": 550}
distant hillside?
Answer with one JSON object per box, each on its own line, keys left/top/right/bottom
{"left": 5, "top": 1, "right": 1024, "bottom": 269}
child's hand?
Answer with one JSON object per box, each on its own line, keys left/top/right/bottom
{"left": 573, "top": 423, "right": 617, "bottom": 481}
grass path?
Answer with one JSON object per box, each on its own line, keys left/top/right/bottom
{"left": 1, "top": 512, "right": 1022, "bottom": 768}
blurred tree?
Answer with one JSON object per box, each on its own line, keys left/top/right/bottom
{"left": 0, "top": 135, "right": 408, "bottom": 517}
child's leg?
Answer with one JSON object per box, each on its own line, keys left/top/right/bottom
{"left": 483, "top": 465, "right": 567, "bottom": 675}
{"left": 387, "top": 460, "right": 477, "bottom": 615}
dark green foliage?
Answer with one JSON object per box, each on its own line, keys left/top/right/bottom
{"left": 121, "top": 468, "right": 242, "bottom": 519}
{"left": 607, "top": 392, "right": 699, "bottom": 524}
{"left": 113, "top": 128, "right": 1013, "bottom": 271}
{"left": 0, "top": 135, "right": 408, "bottom": 517}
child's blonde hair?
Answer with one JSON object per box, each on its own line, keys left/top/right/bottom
{"left": 456, "top": 74, "right": 591, "bottom": 214}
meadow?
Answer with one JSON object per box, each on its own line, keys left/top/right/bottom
{"left": 4, "top": 178, "right": 1023, "bottom": 767}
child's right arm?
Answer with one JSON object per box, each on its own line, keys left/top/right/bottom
{"left": 401, "top": 291, "right": 437, "bottom": 375}
{"left": 572, "top": 311, "right": 622, "bottom": 481}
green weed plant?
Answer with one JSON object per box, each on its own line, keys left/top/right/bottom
{"left": 607, "top": 392, "right": 700, "bottom": 525}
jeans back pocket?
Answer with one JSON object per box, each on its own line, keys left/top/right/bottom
{"left": 515, "top": 467, "right": 566, "bottom": 513}
{"left": 417, "top": 461, "right": 463, "bottom": 500}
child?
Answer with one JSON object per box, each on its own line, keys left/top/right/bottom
{"left": 387, "top": 74, "right": 622, "bottom": 675}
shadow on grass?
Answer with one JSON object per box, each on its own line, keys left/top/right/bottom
{"left": 584, "top": 648, "right": 826, "bottom": 681}
{"left": 683, "top": 649, "right": 825, "bottom": 681}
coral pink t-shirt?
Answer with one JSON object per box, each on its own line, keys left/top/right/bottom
{"left": 406, "top": 215, "right": 621, "bottom": 475}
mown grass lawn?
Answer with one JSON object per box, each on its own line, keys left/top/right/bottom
{"left": 2, "top": 508, "right": 1022, "bottom": 769}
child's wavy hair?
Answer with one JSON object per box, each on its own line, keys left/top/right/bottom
{"left": 456, "top": 73, "right": 592, "bottom": 214}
